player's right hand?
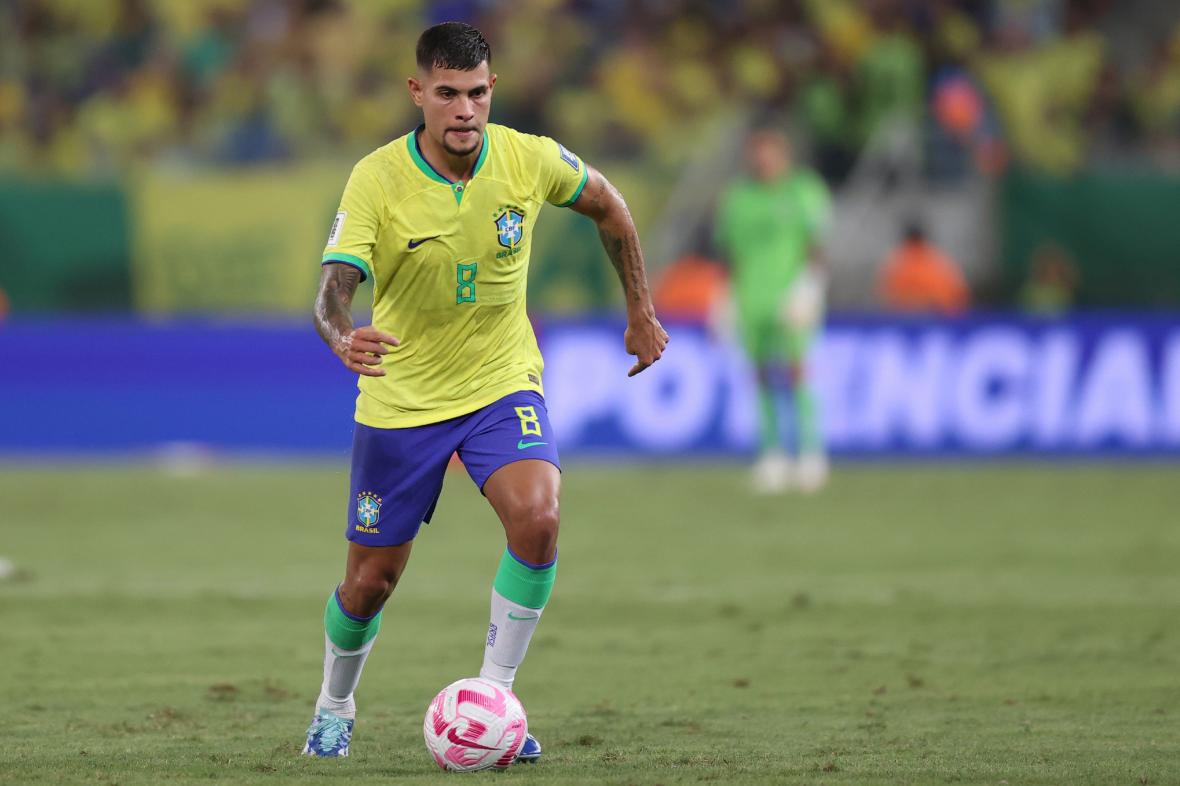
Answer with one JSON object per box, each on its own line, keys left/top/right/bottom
{"left": 624, "top": 310, "right": 670, "bottom": 377}
{"left": 337, "top": 325, "right": 400, "bottom": 377}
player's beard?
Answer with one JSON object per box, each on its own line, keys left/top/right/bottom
{"left": 443, "top": 128, "right": 481, "bottom": 157}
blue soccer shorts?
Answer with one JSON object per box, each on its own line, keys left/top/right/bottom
{"left": 346, "top": 390, "right": 560, "bottom": 546}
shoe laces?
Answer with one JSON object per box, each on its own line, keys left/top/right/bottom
{"left": 311, "top": 713, "right": 351, "bottom": 751}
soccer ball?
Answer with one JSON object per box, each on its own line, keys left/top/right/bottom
{"left": 423, "top": 677, "right": 528, "bottom": 772}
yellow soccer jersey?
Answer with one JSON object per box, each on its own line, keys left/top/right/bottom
{"left": 322, "top": 123, "right": 589, "bottom": 428}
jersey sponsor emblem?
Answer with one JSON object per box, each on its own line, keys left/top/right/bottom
{"left": 557, "top": 143, "right": 579, "bottom": 171}
{"left": 495, "top": 209, "right": 524, "bottom": 249}
{"left": 327, "top": 211, "right": 347, "bottom": 246}
{"left": 517, "top": 440, "right": 547, "bottom": 450}
{"left": 507, "top": 611, "right": 539, "bottom": 621}
{"left": 355, "top": 491, "right": 382, "bottom": 533}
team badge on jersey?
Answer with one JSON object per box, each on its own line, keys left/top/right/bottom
{"left": 355, "top": 491, "right": 382, "bottom": 534}
{"left": 495, "top": 209, "right": 524, "bottom": 249}
{"left": 557, "top": 143, "right": 579, "bottom": 171}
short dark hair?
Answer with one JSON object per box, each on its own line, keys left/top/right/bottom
{"left": 416, "top": 22, "right": 491, "bottom": 72}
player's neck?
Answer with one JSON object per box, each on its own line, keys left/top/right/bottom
{"left": 418, "top": 128, "right": 482, "bottom": 183}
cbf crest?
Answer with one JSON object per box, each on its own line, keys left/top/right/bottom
{"left": 495, "top": 209, "right": 524, "bottom": 249}
{"left": 355, "top": 491, "right": 382, "bottom": 534}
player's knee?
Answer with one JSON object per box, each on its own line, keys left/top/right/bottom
{"left": 507, "top": 496, "right": 559, "bottom": 563}
{"left": 341, "top": 568, "right": 399, "bottom": 615}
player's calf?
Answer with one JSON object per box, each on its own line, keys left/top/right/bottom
{"left": 304, "top": 542, "right": 412, "bottom": 757}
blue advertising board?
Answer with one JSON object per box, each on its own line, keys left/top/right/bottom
{"left": 1, "top": 315, "right": 1178, "bottom": 457}
{"left": 542, "top": 315, "right": 1180, "bottom": 456}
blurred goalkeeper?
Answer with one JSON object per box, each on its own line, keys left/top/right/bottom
{"left": 715, "top": 127, "right": 832, "bottom": 493}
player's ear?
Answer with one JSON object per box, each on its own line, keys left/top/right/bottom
{"left": 488, "top": 73, "right": 497, "bottom": 92}
{"left": 407, "top": 76, "right": 424, "bottom": 107}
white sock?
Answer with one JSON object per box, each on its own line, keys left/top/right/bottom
{"left": 316, "top": 633, "right": 375, "bottom": 719}
{"left": 480, "top": 589, "right": 544, "bottom": 691}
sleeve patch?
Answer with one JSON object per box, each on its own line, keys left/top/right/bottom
{"left": 557, "top": 143, "right": 580, "bottom": 172}
{"left": 326, "top": 211, "right": 347, "bottom": 247}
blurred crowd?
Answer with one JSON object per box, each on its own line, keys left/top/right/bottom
{"left": 2, "top": 0, "right": 1179, "bottom": 180}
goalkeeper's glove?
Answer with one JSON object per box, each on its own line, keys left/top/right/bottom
{"left": 781, "top": 267, "right": 827, "bottom": 330}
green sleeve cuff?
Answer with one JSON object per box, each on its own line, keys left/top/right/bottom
{"left": 322, "top": 253, "right": 371, "bottom": 282}
{"left": 555, "top": 167, "right": 589, "bottom": 208}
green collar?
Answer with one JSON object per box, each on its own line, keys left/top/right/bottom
{"left": 407, "top": 126, "right": 489, "bottom": 186}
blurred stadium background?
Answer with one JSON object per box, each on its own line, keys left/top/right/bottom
{"left": 2, "top": 1, "right": 1180, "bottom": 783}
{"left": 2, "top": 0, "right": 1180, "bottom": 457}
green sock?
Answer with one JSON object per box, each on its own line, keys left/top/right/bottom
{"left": 756, "top": 379, "right": 779, "bottom": 452}
{"left": 317, "top": 587, "right": 382, "bottom": 718}
{"left": 482, "top": 548, "right": 557, "bottom": 688}
{"left": 794, "top": 384, "right": 822, "bottom": 455}
{"left": 324, "top": 587, "right": 382, "bottom": 651}
{"left": 492, "top": 548, "right": 557, "bottom": 609}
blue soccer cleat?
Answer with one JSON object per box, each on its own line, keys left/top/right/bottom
{"left": 302, "top": 709, "right": 353, "bottom": 757}
{"left": 516, "top": 732, "right": 542, "bottom": 763}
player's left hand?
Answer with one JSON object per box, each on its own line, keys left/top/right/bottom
{"left": 624, "top": 309, "right": 669, "bottom": 377}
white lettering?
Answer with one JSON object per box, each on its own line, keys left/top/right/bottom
{"left": 1076, "top": 330, "right": 1153, "bottom": 447}
{"left": 1030, "top": 330, "right": 1078, "bottom": 447}
{"left": 720, "top": 344, "right": 759, "bottom": 450}
{"left": 1161, "top": 332, "right": 1180, "bottom": 444}
{"left": 813, "top": 331, "right": 860, "bottom": 449}
{"left": 952, "top": 329, "right": 1030, "bottom": 449}
{"left": 619, "top": 330, "right": 716, "bottom": 451}
{"left": 862, "top": 330, "right": 950, "bottom": 448}
{"left": 543, "top": 331, "right": 622, "bottom": 444}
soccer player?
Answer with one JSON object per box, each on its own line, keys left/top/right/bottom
{"left": 303, "top": 23, "right": 668, "bottom": 761}
{"left": 715, "top": 127, "right": 831, "bottom": 493}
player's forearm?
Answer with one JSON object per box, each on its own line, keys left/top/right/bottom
{"left": 596, "top": 218, "right": 654, "bottom": 317}
{"left": 314, "top": 264, "right": 362, "bottom": 355}
{"left": 570, "top": 167, "right": 656, "bottom": 317}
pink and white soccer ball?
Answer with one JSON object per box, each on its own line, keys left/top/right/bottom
{"left": 423, "top": 677, "right": 528, "bottom": 772}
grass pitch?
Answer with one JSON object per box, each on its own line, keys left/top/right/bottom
{"left": 0, "top": 462, "right": 1177, "bottom": 785}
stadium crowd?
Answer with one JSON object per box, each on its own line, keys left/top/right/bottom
{"left": 2, "top": 0, "right": 1178, "bottom": 180}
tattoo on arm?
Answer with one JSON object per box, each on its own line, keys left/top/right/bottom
{"left": 597, "top": 223, "right": 647, "bottom": 308}
{"left": 578, "top": 171, "right": 650, "bottom": 310}
{"left": 314, "top": 263, "right": 362, "bottom": 355}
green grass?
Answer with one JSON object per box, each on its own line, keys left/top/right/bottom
{"left": 1, "top": 462, "right": 1178, "bottom": 785}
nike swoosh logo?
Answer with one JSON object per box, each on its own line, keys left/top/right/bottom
{"left": 517, "top": 440, "right": 548, "bottom": 450}
{"left": 507, "top": 611, "right": 539, "bottom": 621}
{"left": 447, "top": 727, "right": 499, "bottom": 750}
{"left": 407, "top": 236, "right": 440, "bottom": 249}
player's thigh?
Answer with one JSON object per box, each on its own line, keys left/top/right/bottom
{"left": 346, "top": 421, "right": 455, "bottom": 548}
{"left": 483, "top": 459, "right": 561, "bottom": 564}
{"left": 739, "top": 311, "right": 779, "bottom": 370}
{"left": 482, "top": 459, "right": 561, "bottom": 528}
